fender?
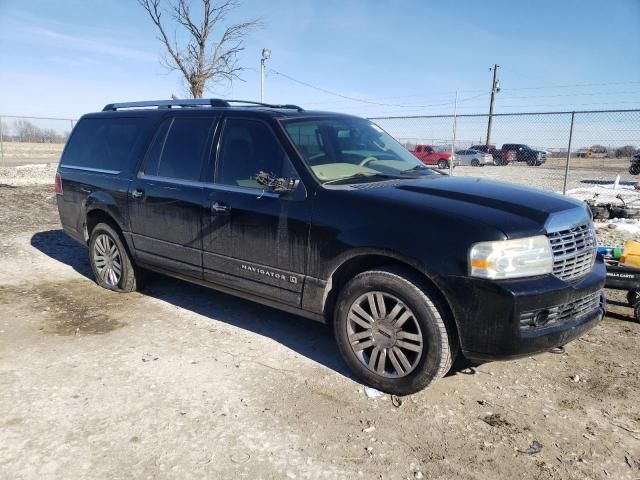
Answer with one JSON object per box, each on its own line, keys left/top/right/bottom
{"left": 302, "top": 245, "right": 454, "bottom": 321}
{"left": 82, "top": 191, "right": 129, "bottom": 245}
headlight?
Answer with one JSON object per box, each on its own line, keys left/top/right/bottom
{"left": 469, "top": 235, "right": 553, "bottom": 279}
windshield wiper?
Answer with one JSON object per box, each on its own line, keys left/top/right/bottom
{"left": 323, "top": 172, "right": 399, "bottom": 185}
{"left": 400, "top": 164, "right": 429, "bottom": 174}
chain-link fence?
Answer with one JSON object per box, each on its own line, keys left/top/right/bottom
{"left": 370, "top": 109, "right": 640, "bottom": 194}
{"left": 0, "top": 115, "right": 75, "bottom": 166}
{"left": 1, "top": 110, "right": 639, "bottom": 195}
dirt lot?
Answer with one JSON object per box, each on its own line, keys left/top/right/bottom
{"left": 1, "top": 182, "right": 640, "bottom": 480}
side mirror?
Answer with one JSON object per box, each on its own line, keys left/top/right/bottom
{"left": 255, "top": 171, "right": 300, "bottom": 193}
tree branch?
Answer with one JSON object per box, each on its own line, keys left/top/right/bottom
{"left": 138, "top": 0, "right": 261, "bottom": 98}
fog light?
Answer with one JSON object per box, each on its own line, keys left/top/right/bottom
{"left": 534, "top": 310, "right": 551, "bottom": 327}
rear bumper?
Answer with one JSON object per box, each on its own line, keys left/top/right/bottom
{"left": 440, "top": 259, "right": 606, "bottom": 361}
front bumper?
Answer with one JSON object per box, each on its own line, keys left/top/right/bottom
{"left": 440, "top": 259, "right": 606, "bottom": 361}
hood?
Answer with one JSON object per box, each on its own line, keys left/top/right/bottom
{"left": 354, "top": 175, "right": 588, "bottom": 238}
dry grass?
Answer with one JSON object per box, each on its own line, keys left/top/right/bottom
{"left": 1, "top": 141, "right": 65, "bottom": 162}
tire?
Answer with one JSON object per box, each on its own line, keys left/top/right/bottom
{"left": 527, "top": 158, "right": 536, "bottom": 166}
{"left": 333, "top": 267, "right": 457, "bottom": 395}
{"left": 630, "top": 165, "right": 640, "bottom": 175}
{"left": 471, "top": 159, "right": 480, "bottom": 167}
{"left": 634, "top": 303, "right": 640, "bottom": 323}
{"left": 437, "top": 160, "right": 448, "bottom": 169}
{"left": 627, "top": 290, "right": 640, "bottom": 307}
{"left": 89, "top": 222, "right": 140, "bottom": 293}
{"left": 589, "top": 204, "right": 610, "bottom": 220}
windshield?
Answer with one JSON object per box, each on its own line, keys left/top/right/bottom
{"left": 282, "top": 117, "right": 436, "bottom": 183}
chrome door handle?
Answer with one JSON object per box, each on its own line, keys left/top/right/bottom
{"left": 131, "top": 189, "right": 144, "bottom": 199}
{"left": 211, "top": 202, "right": 230, "bottom": 214}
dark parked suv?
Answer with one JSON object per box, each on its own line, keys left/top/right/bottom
{"left": 501, "top": 143, "right": 547, "bottom": 166}
{"left": 55, "top": 99, "right": 605, "bottom": 394}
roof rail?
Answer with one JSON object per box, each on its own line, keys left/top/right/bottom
{"left": 102, "top": 98, "right": 304, "bottom": 112}
{"left": 225, "top": 100, "right": 304, "bottom": 111}
{"left": 102, "top": 99, "right": 231, "bottom": 111}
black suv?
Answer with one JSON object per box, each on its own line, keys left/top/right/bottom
{"left": 55, "top": 99, "right": 605, "bottom": 394}
{"left": 501, "top": 143, "right": 547, "bottom": 166}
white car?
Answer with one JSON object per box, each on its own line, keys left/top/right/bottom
{"left": 454, "top": 149, "right": 494, "bottom": 167}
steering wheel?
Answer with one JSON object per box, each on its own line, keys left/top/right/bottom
{"left": 359, "top": 156, "right": 378, "bottom": 167}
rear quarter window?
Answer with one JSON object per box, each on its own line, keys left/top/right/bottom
{"left": 61, "top": 117, "right": 147, "bottom": 172}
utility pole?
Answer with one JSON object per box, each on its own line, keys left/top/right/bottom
{"left": 486, "top": 64, "right": 500, "bottom": 146}
{"left": 260, "top": 48, "right": 271, "bottom": 102}
{"left": 450, "top": 91, "right": 457, "bottom": 177}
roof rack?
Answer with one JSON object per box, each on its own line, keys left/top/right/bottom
{"left": 102, "top": 99, "right": 304, "bottom": 112}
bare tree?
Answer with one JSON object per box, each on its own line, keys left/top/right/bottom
{"left": 615, "top": 145, "right": 638, "bottom": 158}
{"left": 138, "top": 0, "right": 261, "bottom": 98}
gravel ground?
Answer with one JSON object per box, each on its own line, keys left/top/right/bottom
{"left": 1, "top": 175, "right": 639, "bottom": 480}
{"left": 452, "top": 163, "right": 637, "bottom": 194}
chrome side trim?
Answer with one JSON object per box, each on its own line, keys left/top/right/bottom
{"left": 204, "top": 182, "right": 279, "bottom": 198}
{"left": 59, "top": 164, "right": 120, "bottom": 175}
{"left": 138, "top": 174, "right": 208, "bottom": 188}
{"left": 137, "top": 174, "right": 279, "bottom": 198}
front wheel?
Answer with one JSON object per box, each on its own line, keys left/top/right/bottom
{"left": 437, "top": 159, "right": 449, "bottom": 169}
{"left": 627, "top": 290, "right": 640, "bottom": 307}
{"left": 527, "top": 159, "right": 536, "bottom": 166}
{"left": 471, "top": 159, "right": 480, "bottom": 167}
{"left": 333, "top": 267, "right": 457, "bottom": 395}
{"left": 89, "top": 222, "right": 140, "bottom": 293}
{"left": 630, "top": 164, "right": 640, "bottom": 175}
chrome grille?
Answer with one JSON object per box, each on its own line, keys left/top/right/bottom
{"left": 547, "top": 222, "right": 596, "bottom": 281}
{"left": 520, "top": 291, "right": 601, "bottom": 330}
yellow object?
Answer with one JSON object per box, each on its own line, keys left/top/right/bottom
{"left": 621, "top": 240, "right": 640, "bottom": 268}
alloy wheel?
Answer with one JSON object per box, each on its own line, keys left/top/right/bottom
{"left": 93, "top": 233, "right": 122, "bottom": 287}
{"left": 346, "top": 291, "right": 424, "bottom": 378}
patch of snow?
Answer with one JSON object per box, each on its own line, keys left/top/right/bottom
{"left": 602, "top": 218, "right": 640, "bottom": 235}
{"left": 565, "top": 182, "right": 640, "bottom": 207}
{"left": 0, "top": 163, "right": 57, "bottom": 186}
{"left": 364, "top": 387, "right": 384, "bottom": 399}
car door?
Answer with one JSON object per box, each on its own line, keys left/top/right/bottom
{"left": 455, "top": 150, "right": 468, "bottom": 165}
{"left": 128, "top": 115, "right": 217, "bottom": 278}
{"left": 200, "top": 116, "right": 311, "bottom": 307}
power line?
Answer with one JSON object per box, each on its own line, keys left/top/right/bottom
{"left": 498, "top": 90, "right": 640, "bottom": 100}
{"left": 277, "top": 77, "right": 640, "bottom": 106}
{"left": 269, "top": 68, "right": 489, "bottom": 108}
{"left": 353, "top": 100, "right": 640, "bottom": 117}
{"left": 499, "top": 80, "right": 640, "bottom": 91}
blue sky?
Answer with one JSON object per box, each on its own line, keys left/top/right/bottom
{"left": 0, "top": 0, "right": 639, "bottom": 121}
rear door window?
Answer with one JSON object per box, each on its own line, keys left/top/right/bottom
{"left": 144, "top": 117, "right": 214, "bottom": 181}
{"left": 62, "top": 117, "right": 146, "bottom": 172}
{"left": 142, "top": 119, "right": 171, "bottom": 176}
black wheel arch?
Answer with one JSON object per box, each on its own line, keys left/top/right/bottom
{"left": 320, "top": 251, "right": 460, "bottom": 342}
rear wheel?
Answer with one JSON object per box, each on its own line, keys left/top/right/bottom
{"left": 630, "top": 164, "right": 640, "bottom": 175}
{"left": 333, "top": 267, "right": 457, "bottom": 395}
{"left": 471, "top": 159, "right": 480, "bottom": 167}
{"left": 89, "top": 222, "right": 140, "bottom": 293}
{"left": 437, "top": 159, "right": 449, "bottom": 169}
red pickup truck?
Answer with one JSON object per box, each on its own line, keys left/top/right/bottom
{"left": 411, "top": 145, "right": 453, "bottom": 169}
